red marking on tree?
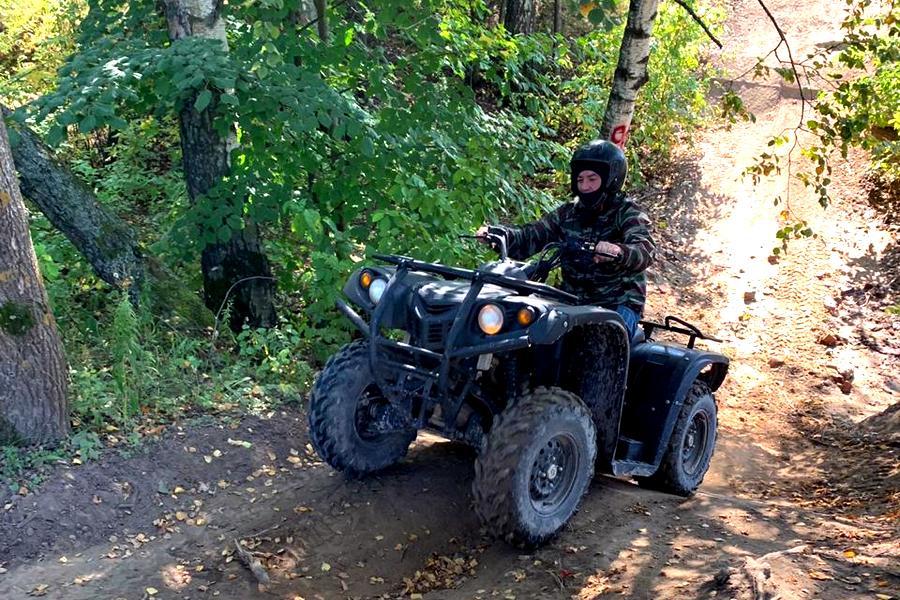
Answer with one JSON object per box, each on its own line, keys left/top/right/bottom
{"left": 611, "top": 124, "right": 629, "bottom": 148}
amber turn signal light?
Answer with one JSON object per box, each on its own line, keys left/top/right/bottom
{"left": 360, "top": 271, "right": 373, "bottom": 289}
{"left": 517, "top": 306, "right": 537, "bottom": 326}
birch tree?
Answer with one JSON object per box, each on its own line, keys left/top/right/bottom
{"left": 0, "top": 116, "right": 68, "bottom": 445}
{"left": 600, "top": 0, "right": 661, "bottom": 148}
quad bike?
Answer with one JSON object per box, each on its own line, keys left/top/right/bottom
{"left": 308, "top": 229, "right": 729, "bottom": 547}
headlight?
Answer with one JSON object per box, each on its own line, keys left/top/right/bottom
{"left": 478, "top": 304, "right": 504, "bottom": 335}
{"left": 368, "top": 278, "right": 388, "bottom": 304}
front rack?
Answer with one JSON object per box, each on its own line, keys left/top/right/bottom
{"left": 372, "top": 254, "right": 578, "bottom": 303}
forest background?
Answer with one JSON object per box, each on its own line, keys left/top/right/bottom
{"left": 0, "top": 0, "right": 896, "bottom": 476}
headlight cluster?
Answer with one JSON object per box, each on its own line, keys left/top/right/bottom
{"left": 477, "top": 304, "right": 538, "bottom": 335}
{"left": 477, "top": 304, "right": 504, "bottom": 335}
{"left": 360, "top": 270, "right": 388, "bottom": 304}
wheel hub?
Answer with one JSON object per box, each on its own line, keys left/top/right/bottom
{"left": 546, "top": 464, "right": 559, "bottom": 481}
{"left": 529, "top": 434, "right": 580, "bottom": 515}
{"left": 355, "top": 386, "right": 406, "bottom": 440}
{"left": 681, "top": 412, "right": 709, "bottom": 475}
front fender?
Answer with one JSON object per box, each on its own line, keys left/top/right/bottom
{"left": 528, "top": 305, "right": 628, "bottom": 345}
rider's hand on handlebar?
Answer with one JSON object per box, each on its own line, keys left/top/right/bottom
{"left": 475, "top": 225, "right": 491, "bottom": 244}
{"left": 593, "top": 241, "right": 622, "bottom": 263}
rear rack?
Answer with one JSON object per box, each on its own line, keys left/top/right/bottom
{"left": 639, "top": 315, "right": 722, "bottom": 349}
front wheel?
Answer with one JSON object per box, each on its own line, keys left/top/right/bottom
{"left": 308, "top": 341, "right": 415, "bottom": 474}
{"left": 472, "top": 387, "right": 596, "bottom": 548}
{"left": 636, "top": 382, "right": 717, "bottom": 496}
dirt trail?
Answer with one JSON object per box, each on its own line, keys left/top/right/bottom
{"left": 1, "top": 1, "right": 898, "bottom": 599}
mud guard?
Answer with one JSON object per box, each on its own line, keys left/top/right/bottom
{"left": 531, "top": 307, "right": 631, "bottom": 472}
{"left": 614, "top": 342, "right": 729, "bottom": 476}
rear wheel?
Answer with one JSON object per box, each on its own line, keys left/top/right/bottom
{"left": 636, "top": 382, "right": 717, "bottom": 496}
{"left": 308, "top": 341, "right": 415, "bottom": 474}
{"left": 473, "top": 387, "right": 596, "bottom": 547}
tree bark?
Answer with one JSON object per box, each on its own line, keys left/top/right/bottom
{"left": 504, "top": 0, "right": 538, "bottom": 34}
{"left": 162, "top": 0, "right": 276, "bottom": 331}
{"left": 553, "top": 0, "right": 562, "bottom": 36}
{"left": 5, "top": 108, "right": 215, "bottom": 329}
{"left": 3, "top": 106, "right": 145, "bottom": 301}
{"left": 0, "top": 117, "right": 69, "bottom": 445}
{"left": 313, "top": 0, "right": 329, "bottom": 42}
{"left": 290, "top": 0, "right": 328, "bottom": 42}
{"left": 600, "top": 0, "right": 660, "bottom": 148}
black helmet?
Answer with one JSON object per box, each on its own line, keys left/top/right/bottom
{"left": 570, "top": 139, "right": 627, "bottom": 198}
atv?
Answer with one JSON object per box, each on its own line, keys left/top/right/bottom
{"left": 307, "top": 228, "right": 729, "bottom": 547}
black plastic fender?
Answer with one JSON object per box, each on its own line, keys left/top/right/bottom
{"left": 615, "top": 341, "right": 729, "bottom": 475}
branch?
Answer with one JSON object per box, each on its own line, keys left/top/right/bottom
{"left": 754, "top": 0, "right": 806, "bottom": 115}
{"left": 671, "top": 0, "right": 722, "bottom": 48}
{"left": 754, "top": 0, "right": 809, "bottom": 209}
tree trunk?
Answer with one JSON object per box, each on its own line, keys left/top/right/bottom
{"left": 3, "top": 106, "right": 145, "bottom": 301}
{"left": 163, "top": 0, "right": 276, "bottom": 331}
{"left": 600, "top": 0, "right": 660, "bottom": 148}
{"left": 313, "top": 0, "right": 329, "bottom": 42}
{"left": 0, "top": 117, "right": 69, "bottom": 445}
{"left": 290, "top": 0, "right": 329, "bottom": 42}
{"left": 553, "top": 0, "right": 562, "bottom": 35}
{"left": 5, "top": 108, "right": 213, "bottom": 328}
{"left": 504, "top": 0, "right": 538, "bottom": 34}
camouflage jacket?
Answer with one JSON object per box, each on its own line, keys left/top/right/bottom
{"left": 499, "top": 193, "right": 655, "bottom": 314}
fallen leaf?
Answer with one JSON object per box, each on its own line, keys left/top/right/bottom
{"left": 29, "top": 584, "right": 49, "bottom": 596}
{"left": 321, "top": 562, "right": 331, "bottom": 572}
{"left": 808, "top": 570, "right": 833, "bottom": 581}
{"left": 842, "top": 549, "right": 857, "bottom": 559}
{"left": 227, "top": 438, "right": 252, "bottom": 448}
{"left": 146, "top": 586, "right": 159, "bottom": 596}
{"left": 287, "top": 456, "right": 302, "bottom": 464}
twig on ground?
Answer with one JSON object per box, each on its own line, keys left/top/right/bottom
{"left": 234, "top": 538, "right": 271, "bottom": 590}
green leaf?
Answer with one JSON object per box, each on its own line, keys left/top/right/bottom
{"left": 194, "top": 89, "right": 213, "bottom": 113}
{"left": 46, "top": 126, "right": 65, "bottom": 147}
{"left": 360, "top": 137, "right": 375, "bottom": 157}
{"left": 588, "top": 8, "right": 608, "bottom": 27}
{"left": 344, "top": 28, "right": 354, "bottom": 46}
{"left": 78, "top": 115, "right": 97, "bottom": 133}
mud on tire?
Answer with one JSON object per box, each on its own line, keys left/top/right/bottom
{"left": 308, "top": 341, "right": 415, "bottom": 474}
{"left": 472, "top": 387, "right": 596, "bottom": 548}
{"left": 636, "top": 382, "right": 717, "bottom": 496}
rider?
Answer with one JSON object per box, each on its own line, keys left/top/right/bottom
{"left": 478, "top": 139, "right": 655, "bottom": 338}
